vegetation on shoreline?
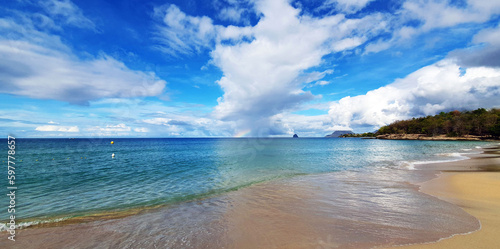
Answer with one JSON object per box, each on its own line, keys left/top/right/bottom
{"left": 342, "top": 108, "right": 500, "bottom": 138}
{"left": 340, "top": 132, "right": 376, "bottom": 138}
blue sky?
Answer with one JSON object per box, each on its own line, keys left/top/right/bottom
{"left": 1, "top": 0, "right": 500, "bottom": 137}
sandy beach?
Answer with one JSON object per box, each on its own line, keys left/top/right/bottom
{"left": 391, "top": 146, "right": 500, "bottom": 249}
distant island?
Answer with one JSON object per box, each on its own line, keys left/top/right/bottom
{"left": 341, "top": 108, "right": 500, "bottom": 141}
{"left": 325, "top": 130, "right": 354, "bottom": 138}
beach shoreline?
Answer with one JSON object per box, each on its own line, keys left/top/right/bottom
{"left": 1, "top": 142, "right": 498, "bottom": 248}
{"left": 388, "top": 145, "right": 500, "bottom": 249}
{"left": 376, "top": 133, "right": 497, "bottom": 141}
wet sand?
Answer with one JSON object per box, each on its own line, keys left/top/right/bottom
{"left": 390, "top": 146, "right": 500, "bottom": 249}
{"left": 221, "top": 170, "right": 479, "bottom": 249}
{"left": 1, "top": 146, "right": 498, "bottom": 248}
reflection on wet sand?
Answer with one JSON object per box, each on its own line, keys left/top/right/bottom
{"left": 223, "top": 170, "right": 478, "bottom": 249}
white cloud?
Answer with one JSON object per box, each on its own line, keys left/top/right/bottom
{"left": 39, "top": 0, "right": 96, "bottom": 30}
{"left": 296, "top": 69, "right": 334, "bottom": 86}
{"left": 153, "top": 4, "right": 216, "bottom": 56}
{"left": 15, "top": 0, "right": 500, "bottom": 138}
{"left": 322, "top": 0, "right": 375, "bottom": 14}
{"left": 153, "top": 0, "right": 393, "bottom": 135}
{"left": 133, "top": 127, "right": 149, "bottom": 133}
{"left": 0, "top": 16, "right": 167, "bottom": 105}
{"left": 143, "top": 118, "right": 170, "bottom": 125}
{"left": 472, "top": 23, "right": 500, "bottom": 46}
{"left": 1, "top": 97, "right": 236, "bottom": 137}
{"left": 36, "top": 125, "right": 79, "bottom": 132}
{"left": 364, "top": 39, "right": 392, "bottom": 54}
{"left": 206, "top": 0, "right": 388, "bottom": 135}
{"left": 31, "top": 13, "right": 61, "bottom": 31}
{"left": 94, "top": 124, "right": 130, "bottom": 132}
{"left": 141, "top": 115, "right": 236, "bottom": 137}
{"left": 332, "top": 37, "right": 365, "bottom": 52}
{"left": 451, "top": 23, "right": 500, "bottom": 68}
{"left": 213, "top": 0, "right": 255, "bottom": 24}
{"left": 402, "top": 0, "right": 484, "bottom": 31}
{"left": 364, "top": 0, "right": 500, "bottom": 55}
{"left": 316, "top": 80, "right": 331, "bottom": 86}
{"left": 217, "top": 25, "right": 253, "bottom": 42}
{"left": 0, "top": 40, "right": 166, "bottom": 104}
{"left": 274, "top": 113, "right": 336, "bottom": 137}
{"left": 328, "top": 59, "right": 500, "bottom": 131}
{"left": 219, "top": 7, "right": 245, "bottom": 22}
{"left": 87, "top": 124, "right": 131, "bottom": 133}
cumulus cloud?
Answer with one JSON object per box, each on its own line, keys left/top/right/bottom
{"left": 207, "top": 0, "right": 388, "bottom": 135}
{"left": 0, "top": 40, "right": 166, "bottom": 104}
{"left": 36, "top": 125, "right": 79, "bottom": 132}
{"left": 153, "top": 0, "right": 394, "bottom": 135}
{"left": 0, "top": 14, "right": 166, "bottom": 105}
{"left": 450, "top": 23, "right": 500, "bottom": 68}
{"left": 328, "top": 59, "right": 500, "bottom": 131}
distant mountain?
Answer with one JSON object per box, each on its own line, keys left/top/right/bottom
{"left": 325, "top": 130, "right": 354, "bottom": 138}
{"left": 293, "top": 134, "right": 299, "bottom": 138}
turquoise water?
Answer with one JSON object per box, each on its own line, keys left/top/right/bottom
{"left": 0, "top": 138, "right": 490, "bottom": 227}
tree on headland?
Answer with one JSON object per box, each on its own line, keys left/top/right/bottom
{"left": 340, "top": 132, "right": 376, "bottom": 138}
{"left": 374, "top": 108, "right": 500, "bottom": 138}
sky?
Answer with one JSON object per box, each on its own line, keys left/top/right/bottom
{"left": 1, "top": 0, "right": 500, "bottom": 137}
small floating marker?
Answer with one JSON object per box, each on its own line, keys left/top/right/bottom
{"left": 53, "top": 158, "right": 54, "bottom": 160}
{"left": 112, "top": 153, "right": 115, "bottom": 158}
{"left": 110, "top": 141, "right": 114, "bottom": 144}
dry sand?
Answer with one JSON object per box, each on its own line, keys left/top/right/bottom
{"left": 391, "top": 146, "right": 500, "bottom": 249}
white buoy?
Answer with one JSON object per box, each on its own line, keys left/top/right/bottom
{"left": 112, "top": 153, "right": 115, "bottom": 158}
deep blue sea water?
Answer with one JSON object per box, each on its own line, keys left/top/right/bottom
{"left": 0, "top": 138, "right": 491, "bottom": 229}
